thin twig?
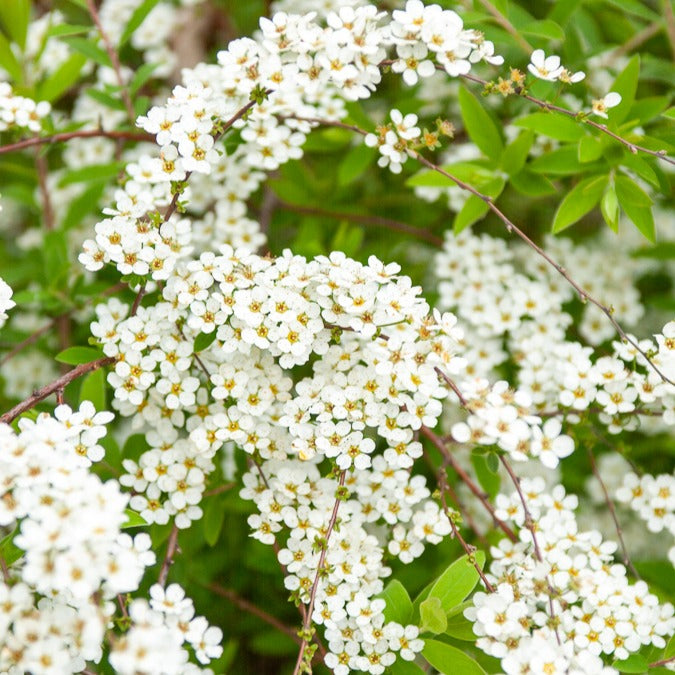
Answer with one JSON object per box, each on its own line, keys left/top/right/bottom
{"left": 208, "top": 583, "right": 302, "bottom": 643}
{"left": 158, "top": 523, "right": 180, "bottom": 587}
{"left": 598, "top": 20, "right": 664, "bottom": 66}
{"left": 420, "top": 425, "right": 518, "bottom": 543}
{"left": 283, "top": 111, "right": 673, "bottom": 386}
{"left": 438, "top": 468, "right": 495, "bottom": 592}
{"left": 475, "top": 0, "right": 532, "bottom": 52}
{"left": 461, "top": 71, "right": 675, "bottom": 167}
{"left": 500, "top": 456, "right": 561, "bottom": 644}
{"left": 85, "top": 0, "right": 135, "bottom": 124}
{"left": 0, "top": 130, "right": 152, "bottom": 155}
{"left": 292, "top": 470, "right": 347, "bottom": 675}
{"left": 0, "top": 356, "right": 115, "bottom": 425}
{"left": 411, "top": 153, "right": 675, "bottom": 386}
{"left": 587, "top": 447, "right": 640, "bottom": 578}
{"left": 663, "top": 0, "right": 675, "bottom": 61}
{"left": 277, "top": 200, "right": 443, "bottom": 246}
{"left": 204, "top": 482, "right": 236, "bottom": 497}
{"left": 0, "top": 281, "right": 127, "bottom": 368}
{"left": 650, "top": 655, "right": 675, "bottom": 669}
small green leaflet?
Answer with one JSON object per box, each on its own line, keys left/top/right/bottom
{"left": 427, "top": 551, "right": 486, "bottom": 612}
{"left": 422, "top": 639, "right": 486, "bottom": 675}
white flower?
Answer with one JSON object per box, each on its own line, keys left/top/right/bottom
{"left": 527, "top": 49, "right": 564, "bottom": 81}
{"left": 591, "top": 92, "right": 622, "bottom": 119}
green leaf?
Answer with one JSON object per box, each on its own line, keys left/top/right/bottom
{"left": 37, "top": 52, "right": 87, "bottom": 103}
{"left": 444, "top": 602, "right": 476, "bottom": 641}
{"left": 56, "top": 346, "right": 104, "bottom": 365}
{"left": 578, "top": 136, "right": 603, "bottom": 163}
{"left": 458, "top": 86, "right": 503, "bottom": 161}
{"left": 611, "top": 653, "right": 649, "bottom": 673}
{"left": 600, "top": 185, "right": 619, "bottom": 233}
{"left": 510, "top": 169, "right": 556, "bottom": 196}
{"left": 603, "top": 0, "right": 658, "bottom": 21}
{"left": 428, "top": 552, "right": 486, "bottom": 612}
{"left": 129, "top": 61, "right": 160, "bottom": 95}
{"left": 419, "top": 596, "right": 448, "bottom": 635}
{"left": 387, "top": 661, "right": 426, "bottom": 675}
{"left": 529, "top": 147, "right": 585, "bottom": 175}
{"left": 422, "top": 640, "right": 486, "bottom": 675}
{"left": 471, "top": 453, "right": 500, "bottom": 498}
{"left": 194, "top": 331, "right": 217, "bottom": 353}
{"left": 43, "top": 229, "right": 69, "bottom": 285}
{"left": 0, "top": 0, "right": 31, "bottom": 50}
{"left": 203, "top": 496, "right": 226, "bottom": 546}
{"left": 331, "top": 222, "right": 364, "bottom": 258}
{"left": 515, "top": 112, "right": 585, "bottom": 143}
{"left": 0, "top": 30, "right": 22, "bottom": 81}
{"left": 62, "top": 36, "right": 112, "bottom": 68}
{"left": 663, "top": 107, "right": 675, "bottom": 120}
{"left": 0, "top": 528, "right": 24, "bottom": 566}
{"left": 380, "top": 580, "right": 414, "bottom": 625}
{"left": 521, "top": 19, "right": 565, "bottom": 40}
{"left": 59, "top": 161, "right": 126, "bottom": 186}
{"left": 407, "top": 162, "right": 494, "bottom": 189}
{"left": 86, "top": 87, "right": 127, "bottom": 111}
{"left": 62, "top": 182, "right": 106, "bottom": 231}
{"left": 46, "top": 24, "right": 92, "bottom": 38}
{"left": 501, "top": 131, "right": 534, "bottom": 176}
{"left": 552, "top": 174, "right": 607, "bottom": 232}
{"left": 608, "top": 55, "right": 639, "bottom": 126}
{"left": 629, "top": 96, "right": 670, "bottom": 125}
{"left": 454, "top": 196, "right": 489, "bottom": 234}
{"left": 79, "top": 368, "right": 106, "bottom": 411}
{"left": 119, "top": 0, "right": 162, "bottom": 46}
{"left": 620, "top": 154, "right": 659, "bottom": 189}
{"left": 338, "top": 143, "right": 377, "bottom": 186}
{"left": 615, "top": 174, "right": 655, "bottom": 242}
{"left": 122, "top": 509, "right": 148, "bottom": 529}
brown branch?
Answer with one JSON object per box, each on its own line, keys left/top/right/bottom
{"left": 0, "top": 130, "right": 153, "bottom": 155}
{"left": 438, "top": 468, "right": 495, "bottom": 592}
{"left": 587, "top": 447, "right": 640, "bottom": 578}
{"left": 500, "top": 455, "right": 561, "bottom": 643}
{"left": 411, "top": 152, "right": 675, "bottom": 386}
{"left": 599, "top": 20, "right": 664, "bottom": 66}
{"left": 460, "top": 71, "right": 675, "bottom": 167}
{"left": 208, "top": 583, "right": 302, "bottom": 644}
{"left": 292, "top": 470, "right": 347, "bottom": 675}
{"left": 85, "top": 0, "right": 135, "bottom": 125}
{"left": 650, "top": 655, "right": 675, "bottom": 669}
{"left": 0, "top": 281, "right": 127, "bottom": 368}
{"left": 539, "top": 406, "right": 662, "bottom": 418}
{"left": 204, "top": 482, "right": 236, "bottom": 497}
{"left": 0, "top": 356, "right": 115, "bottom": 425}
{"left": 663, "top": 0, "right": 675, "bottom": 61}
{"left": 277, "top": 200, "right": 443, "bottom": 246}
{"left": 420, "top": 425, "right": 518, "bottom": 543}
{"left": 158, "top": 523, "right": 180, "bottom": 587}
{"left": 474, "top": 0, "right": 532, "bottom": 52}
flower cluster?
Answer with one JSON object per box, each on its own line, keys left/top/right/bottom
{"left": 110, "top": 583, "right": 222, "bottom": 674}
{"left": 365, "top": 109, "right": 421, "bottom": 174}
{"left": 434, "top": 229, "right": 675, "bottom": 436}
{"left": 616, "top": 472, "right": 675, "bottom": 565}
{"left": 0, "top": 406, "right": 152, "bottom": 673}
{"left": 468, "top": 480, "right": 675, "bottom": 674}
{"left": 241, "top": 458, "right": 430, "bottom": 673}
{"left": 0, "top": 276, "right": 14, "bottom": 328}
{"left": 0, "top": 82, "right": 50, "bottom": 133}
